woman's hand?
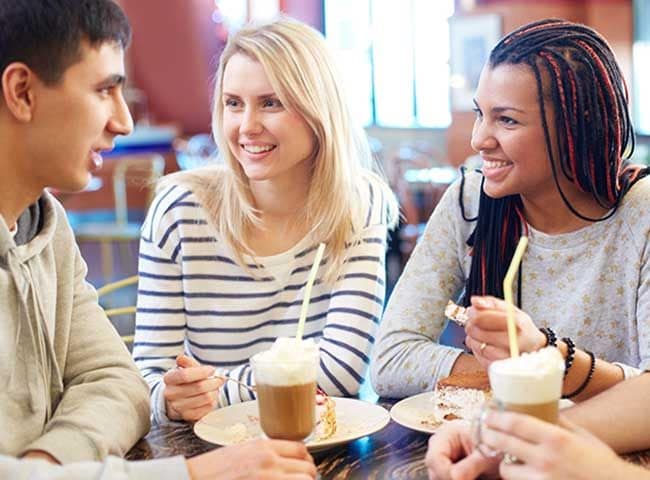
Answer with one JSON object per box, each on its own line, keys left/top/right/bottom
{"left": 464, "top": 296, "right": 546, "bottom": 369}
{"left": 425, "top": 421, "right": 500, "bottom": 480}
{"left": 482, "top": 411, "right": 644, "bottom": 480}
{"left": 163, "top": 355, "right": 225, "bottom": 422}
{"left": 186, "top": 438, "right": 317, "bottom": 480}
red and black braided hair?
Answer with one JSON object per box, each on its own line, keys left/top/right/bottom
{"left": 461, "top": 18, "right": 649, "bottom": 307}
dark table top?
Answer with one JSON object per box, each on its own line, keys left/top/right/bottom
{"left": 127, "top": 398, "right": 650, "bottom": 479}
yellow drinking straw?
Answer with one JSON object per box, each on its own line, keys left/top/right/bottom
{"left": 503, "top": 236, "right": 529, "bottom": 358}
{"left": 296, "top": 242, "right": 326, "bottom": 341}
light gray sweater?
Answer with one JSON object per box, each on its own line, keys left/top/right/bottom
{"left": 371, "top": 171, "right": 650, "bottom": 398}
{"left": 0, "top": 192, "right": 188, "bottom": 479}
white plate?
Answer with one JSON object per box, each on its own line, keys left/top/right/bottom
{"left": 194, "top": 397, "right": 390, "bottom": 452}
{"left": 390, "top": 392, "right": 575, "bottom": 435}
{"left": 390, "top": 392, "right": 444, "bottom": 434}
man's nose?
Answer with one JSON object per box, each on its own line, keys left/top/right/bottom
{"left": 108, "top": 91, "right": 134, "bottom": 136}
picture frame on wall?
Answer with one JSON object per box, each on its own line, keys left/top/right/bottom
{"left": 449, "top": 13, "right": 502, "bottom": 111}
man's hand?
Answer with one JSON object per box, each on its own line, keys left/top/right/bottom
{"left": 483, "top": 412, "right": 648, "bottom": 480}
{"left": 425, "top": 421, "right": 499, "bottom": 480}
{"left": 186, "top": 438, "right": 317, "bottom": 480}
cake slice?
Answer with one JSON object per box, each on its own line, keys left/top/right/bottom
{"left": 444, "top": 300, "right": 469, "bottom": 326}
{"left": 314, "top": 390, "right": 336, "bottom": 440}
{"left": 424, "top": 371, "right": 491, "bottom": 428}
{"left": 437, "top": 370, "right": 491, "bottom": 391}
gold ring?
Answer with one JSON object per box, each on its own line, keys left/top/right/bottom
{"left": 480, "top": 342, "right": 487, "bottom": 353}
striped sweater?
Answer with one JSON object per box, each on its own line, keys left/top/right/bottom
{"left": 133, "top": 175, "right": 390, "bottom": 423}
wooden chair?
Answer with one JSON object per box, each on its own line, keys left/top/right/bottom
{"left": 97, "top": 275, "right": 139, "bottom": 346}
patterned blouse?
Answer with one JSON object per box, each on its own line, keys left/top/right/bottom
{"left": 371, "top": 170, "right": 650, "bottom": 398}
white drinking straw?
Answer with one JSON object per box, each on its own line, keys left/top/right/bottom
{"left": 295, "top": 242, "right": 326, "bottom": 340}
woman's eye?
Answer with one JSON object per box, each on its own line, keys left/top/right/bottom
{"left": 224, "top": 98, "right": 240, "bottom": 108}
{"left": 263, "top": 98, "right": 282, "bottom": 108}
{"left": 500, "top": 116, "right": 517, "bottom": 126}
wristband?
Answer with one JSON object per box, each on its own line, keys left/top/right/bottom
{"left": 561, "top": 337, "right": 576, "bottom": 377}
{"left": 563, "top": 350, "right": 596, "bottom": 399}
{"left": 539, "top": 327, "right": 557, "bottom": 347}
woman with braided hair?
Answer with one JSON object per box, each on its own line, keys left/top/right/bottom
{"left": 371, "top": 18, "right": 650, "bottom": 402}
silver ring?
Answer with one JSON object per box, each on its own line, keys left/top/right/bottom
{"left": 480, "top": 342, "right": 487, "bottom": 353}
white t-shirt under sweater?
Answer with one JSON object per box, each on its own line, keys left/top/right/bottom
{"left": 371, "top": 170, "right": 650, "bottom": 398}
{"left": 134, "top": 175, "right": 391, "bottom": 423}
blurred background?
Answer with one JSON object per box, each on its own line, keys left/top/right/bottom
{"left": 63, "top": 0, "right": 650, "bottom": 339}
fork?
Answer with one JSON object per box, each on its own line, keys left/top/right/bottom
{"left": 210, "top": 374, "right": 257, "bottom": 393}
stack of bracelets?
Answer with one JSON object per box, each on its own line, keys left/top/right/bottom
{"left": 539, "top": 327, "right": 596, "bottom": 399}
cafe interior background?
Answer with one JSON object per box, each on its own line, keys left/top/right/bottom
{"left": 68, "top": 0, "right": 650, "bottom": 345}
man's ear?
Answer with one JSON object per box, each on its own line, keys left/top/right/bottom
{"left": 1, "top": 62, "right": 36, "bottom": 122}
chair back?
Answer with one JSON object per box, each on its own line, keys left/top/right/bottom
{"left": 113, "top": 154, "right": 165, "bottom": 226}
{"left": 97, "top": 275, "right": 139, "bottom": 346}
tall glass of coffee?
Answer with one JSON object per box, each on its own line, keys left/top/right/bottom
{"left": 474, "top": 347, "right": 564, "bottom": 456}
{"left": 489, "top": 346, "right": 564, "bottom": 423}
{"left": 251, "top": 338, "right": 320, "bottom": 441}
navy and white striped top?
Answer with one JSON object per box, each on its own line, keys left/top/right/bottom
{"left": 133, "top": 175, "right": 391, "bottom": 423}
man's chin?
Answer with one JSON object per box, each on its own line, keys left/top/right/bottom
{"left": 51, "top": 174, "right": 94, "bottom": 194}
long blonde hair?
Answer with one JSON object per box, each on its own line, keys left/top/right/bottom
{"left": 160, "top": 17, "right": 397, "bottom": 282}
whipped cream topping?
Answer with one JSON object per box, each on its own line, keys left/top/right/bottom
{"left": 252, "top": 337, "right": 319, "bottom": 386}
{"left": 489, "top": 347, "right": 564, "bottom": 404}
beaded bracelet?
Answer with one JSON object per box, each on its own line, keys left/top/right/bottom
{"left": 563, "top": 350, "right": 596, "bottom": 399}
{"left": 561, "top": 337, "right": 576, "bottom": 378}
{"left": 539, "top": 327, "right": 557, "bottom": 347}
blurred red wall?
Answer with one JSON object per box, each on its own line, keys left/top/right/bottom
{"left": 120, "top": 0, "right": 225, "bottom": 134}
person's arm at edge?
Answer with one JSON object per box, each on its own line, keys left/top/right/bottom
{"left": 563, "top": 372, "right": 650, "bottom": 453}
{"left": 1, "top": 454, "right": 189, "bottom": 480}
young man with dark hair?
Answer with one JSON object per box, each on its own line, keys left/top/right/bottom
{"left": 0, "top": 1, "right": 316, "bottom": 478}
{"left": 1, "top": 0, "right": 148, "bottom": 465}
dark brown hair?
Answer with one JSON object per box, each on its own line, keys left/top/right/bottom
{"left": 0, "top": 0, "right": 131, "bottom": 86}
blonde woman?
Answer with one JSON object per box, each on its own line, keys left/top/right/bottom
{"left": 133, "top": 18, "right": 398, "bottom": 423}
